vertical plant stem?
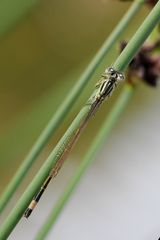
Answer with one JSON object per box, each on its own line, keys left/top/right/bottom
{"left": 34, "top": 83, "right": 135, "bottom": 240}
{"left": 0, "top": 2, "right": 160, "bottom": 239}
{"left": 0, "top": 0, "right": 145, "bottom": 213}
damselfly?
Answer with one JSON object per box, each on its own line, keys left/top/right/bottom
{"left": 24, "top": 67, "right": 124, "bottom": 218}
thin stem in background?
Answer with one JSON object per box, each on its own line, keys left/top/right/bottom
{"left": 0, "top": 0, "right": 144, "bottom": 213}
{"left": 34, "top": 83, "right": 135, "bottom": 240}
{"left": 0, "top": 1, "right": 160, "bottom": 239}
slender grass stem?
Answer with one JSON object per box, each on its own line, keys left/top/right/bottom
{"left": 0, "top": 0, "right": 144, "bottom": 213}
{"left": 0, "top": 2, "right": 160, "bottom": 239}
{"left": 34, "top": 83, "right": 135, "bottom": 240}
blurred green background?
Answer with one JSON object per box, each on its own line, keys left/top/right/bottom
{"left": 0, "top": 0, "right": 148, "bottom": 193}
{"left": 3, "top": 2, "right": 160, "bottom": 240}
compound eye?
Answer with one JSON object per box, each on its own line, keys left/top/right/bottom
{"left": 109, "top": 67, "right": 114, "bottom": 73}
{"left": 118, "top": 73, "right": 124, "bottom": 80}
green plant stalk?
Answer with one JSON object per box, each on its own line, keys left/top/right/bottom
{"left": 34, "top": 83, "right": 135, "bottom": 240}
{"left": 0, "top": 2, "right": 160, "bottom": 239}
{"left": 0, "top": 0, "right": 145, "bottom": 213}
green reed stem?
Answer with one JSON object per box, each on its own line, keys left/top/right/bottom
{"left": 34, "top": 83, "right": 135, "bottom": 240}
{"left": 0, "top": 0, "right": 144, "bottom": 213}
{"left": 0, "top": 1, "right": 160, "bottom": 239}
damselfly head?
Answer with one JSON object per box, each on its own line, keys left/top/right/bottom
{"left": 105, "top": 67, "right": 124, "bottom": 81}
{"left": 105, "top": 67, "right": 115, "bottom": 75}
